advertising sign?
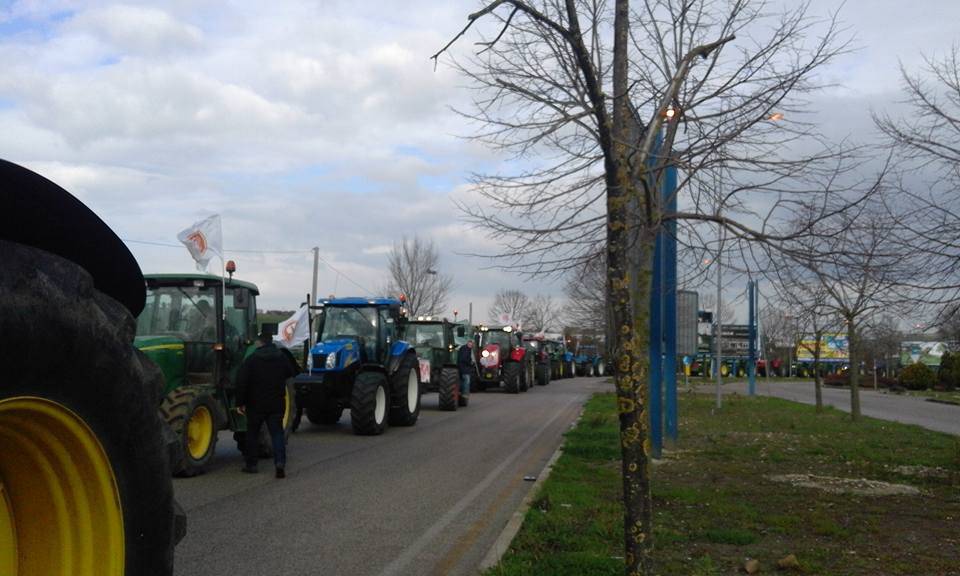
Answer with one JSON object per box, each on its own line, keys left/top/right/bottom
{"left": 795, "top": 334, "right": 848, "bottom": 362}
{"left": 899, "top": 341, "right": 951, "bottom": 368}
{"left": 714, "top": 324, "right": 750, "bottom": 358}
{"left": 677, "top": 290, "right": 699, "bottom": 356}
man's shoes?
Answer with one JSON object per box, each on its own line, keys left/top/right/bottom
{"left": 458, "top": 394, "right": 469, "bottom": 407}
{"left": 275, "top": 467, "right": 286, "bottom": 479}
{"left": 241, "top": 465, "right": 258, "bottom": 474}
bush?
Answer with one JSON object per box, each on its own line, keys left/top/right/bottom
{"left": 939, "top": 352, "right": 959, "bottom": 391}
{"left": 900, "top": 362, "right": 936, "bottom": 390}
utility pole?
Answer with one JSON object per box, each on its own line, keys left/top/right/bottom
{"left": 310, "top": 247, "right": 319, "bottom": 349}
{"left": 715, "top": 219, "right": 724, "bottom": 409}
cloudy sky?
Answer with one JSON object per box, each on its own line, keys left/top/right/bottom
{"left": 2, "top": 0, "right": 958, "bottom": 322}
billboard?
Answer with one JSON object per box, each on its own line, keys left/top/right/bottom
{"left": 795, "top": 334, "right": 848, "bottom": 362}
{"left": 899, "top": 341, "right": 952, "bottom": 368}
{"left": 714, "top": 324, "right": 751, "bottom": 358}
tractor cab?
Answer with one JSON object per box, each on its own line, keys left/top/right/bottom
{"left": 135, "top": 274, "right": 258, "bottom": 394}
{"left": 308, "top": 297, "right": 408, "bottom": 372}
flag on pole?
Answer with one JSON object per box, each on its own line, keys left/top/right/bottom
{"left": 177, "top": 214, "right": 222, "bottom": 272}
{"left": 275, "top": 305, "right": 310, "bottom": 349}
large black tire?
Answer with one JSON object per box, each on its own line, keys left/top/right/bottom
{"left": 535, "top": 363, "right": 550, "bottom": 386}
{"left": 160, "top": 387, "right": 219, "bottom": 477}
{"left": 389, "top": 353, "right": 422, "bottom": 426}
{"left": 351, "top": 371, "right": 389, "bottom": 435}
{"left": 307, "top": 405, "right": 344, "bottom": 425}
{"left": 0, "top": 241, "right": 180, "bottom": 575}
{"left": 438, "top": 367, "right": 459, "bottom": 411}
{"left": 503, "top": 362, "right": 521, "bottom": 394}
{"left": 568, "top": 361, "right": 577, "bottom": 378}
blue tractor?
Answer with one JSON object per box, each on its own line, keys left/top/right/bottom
{"left": 574, "top": 344, "right": 606, "bottom": 377}
{"left": 293, "top": 297, "right": 421, "bottom": 435}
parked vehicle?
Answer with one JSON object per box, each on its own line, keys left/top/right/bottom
{"left": 574, "top": 343, "right": 605, "bottom": 377}
{"left": 407, "top": 316, "right": 467, "bottom": 410}
{"left": 475, "top": 325, "right": 535, "bottom": 393}
{"left": 522, "top": 334, "right": 552, "bottom": 386}
{"left": 294, "top": 297, "right": 421, "bottom": 435}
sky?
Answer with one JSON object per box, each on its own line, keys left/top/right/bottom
{"left": 2, "top": 0, "right": 958, "bottom": 323}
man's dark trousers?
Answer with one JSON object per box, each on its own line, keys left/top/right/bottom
{"left": 245, "top": 412, "right": 285, "bottom": 470}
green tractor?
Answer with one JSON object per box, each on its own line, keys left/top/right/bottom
{"left": 406, "top": 316, "right": 468, "bottom": 410}
{"left": 134, "top": 273, "right": 296, "bottom": 476}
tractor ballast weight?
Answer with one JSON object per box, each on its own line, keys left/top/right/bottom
{"left": 406, "top": 317, "right": 467, "bottom": 410}
{"left": 0, "top": 159, "right": 183, "bottom": 575}
{"left": 294, "top": 297, "right": 422, "bottom": 435}
{"left": 475, "top": 325, "right": 535, "bottom": 393}
{"left": 134, "top": 273, "right": 297, "bottom": 476}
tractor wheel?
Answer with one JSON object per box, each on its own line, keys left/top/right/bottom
{"left": 351, "top": 371, "right": 389, "bottom": 435}
{"left": 503, "top": 362, "right": 521, "bottom": 394}
{"left": 389, "top": 353, "right": 422, "bottom": 426}
{"left": 535, "top": 363, "right": 549, "bottom": 386}
{"left": 438, "top": 367, "right": 459, "bottom": 411}
{"left": 160, "top": 387, "right": 219, "bottom": 477}
{"left": 307, "top": 405, "right": 343, "bottom": 425}
{"left": 568, "top": 361, "right": 577, "bottom": 378}
{"left": 720, "top": 363, "right": 731, "bottom": 377}
{"left": 596, "top": 360, "right": 606, "bottom": 377}
{"left": 0, "top": 241, "right": 179, "bottom": 576}
{"left": 519, "top": 360, "right": 531, "bottom": 393}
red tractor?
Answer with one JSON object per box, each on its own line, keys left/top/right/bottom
{"left": 474, "top": 325, "right": 535, "bottom": 393}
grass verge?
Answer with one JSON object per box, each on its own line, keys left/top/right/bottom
{"left": 484, "top": 392, "right": 960, "bottom": 575}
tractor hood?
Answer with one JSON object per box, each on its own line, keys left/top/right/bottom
{"left": 134, "top": 335, "right": 185, "bottom": 394}
{"left": 309, "top": 338, "right": 361, "bottom": 372}
{"left": 479, "top": 343, "right": 501, "bottom": 368}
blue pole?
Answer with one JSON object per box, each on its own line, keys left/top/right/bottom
{"left": 748, "top": 280, "right": 757, "bottom": 395}
{"left": 648, "top": 132, "right": 664, "bottom": 459}
{"left": 664, "top": 164, "right": 678, "bottom": 444}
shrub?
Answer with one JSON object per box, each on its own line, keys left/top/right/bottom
{"left": 939, "top": 352, "right": 959, "bottom": 391}
{"left": 900, "top": 362, "right": 936, "bottom": 390}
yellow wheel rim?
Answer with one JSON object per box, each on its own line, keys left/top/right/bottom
{"left": 720, "top": 364, "right": 730, "bottom": 377}
{"left": 0, "top": 396, "right": 124, "bottom": 576}
{"left": 186, "top": 405, "right": 214, "bottom": 461}
{"left": 281, "top": 388, "right": 291, "bottom": 430}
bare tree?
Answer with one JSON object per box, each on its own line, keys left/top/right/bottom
{"left": 565, "top": 255, "right": 606, "bottom": 335}
{"left": 861, "top": 314, "right": 903, "bottom": 379}
{"left": 698, "top": 292, "right": 735, "bottom": 325}
{"left": 525, "top": 294, "right": 560, "bottom": 331}
{"left": 488, "top": 288, "right": 530, "bottom": 325}
{"left": 874, "top": 49, "right": 960, "bottom": 307}
{"left": 435, "top": 1, "right": 856, "bottom": 572}
{"left": 384, "top": 235, "right": 453, "bottom": 317}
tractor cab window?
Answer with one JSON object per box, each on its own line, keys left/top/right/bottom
{"left": 480, "top": 330, "right": 513, "bottom": 350}
{"left": 223, "top": 290, "right": 250, "bottom": 344}
{"left": 319, "top": 306, "right": 377, "bottom": 360}
{"left": 406, "top": 323, "right": 444, "bottom": 348}
{"left": 137, "top": 285, "right": 217, "bottom": 342}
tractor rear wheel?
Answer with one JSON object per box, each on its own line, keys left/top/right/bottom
{"left": 503, "top": 362, "right": 521, "bottom": 393}
{"left": 596, "top": 360, "right": 606, "bottom": 376}
{"left": 389, "top": 354, "right": 422, "bottom": 426}
{"left": 438, "top": 367, "right": 459, "bottom": 411}
{"left": 161, "top": 387, "right": 218, "bottom": 477}
{"left": 568, "top": 361, "right": 577, "bottom": 378}
{"left": 0, "top": 241, "right": 179, "bottom": 576}
{"left": 351, "top": 371, "right": 389, "bottom": 435}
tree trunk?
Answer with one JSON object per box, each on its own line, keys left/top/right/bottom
{"left": 813, "top": 330, "right": 823, "bottom": 412}
{"left": 847, "top": 320, "right": 861, "bottom": 421}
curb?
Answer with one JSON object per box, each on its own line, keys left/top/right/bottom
{"left": 925, "top": 397, "right": 960, "bottom": 406}
{"left": 478, "top": 443, "right": 566, "bottom": 572}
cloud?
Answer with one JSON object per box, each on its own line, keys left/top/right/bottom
{"left": 67, "top": 4, "right": 203, "bottom": 56}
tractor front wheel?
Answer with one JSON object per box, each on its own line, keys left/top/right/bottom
{"left": 503, "top": 362, "right": 521, "bottom": 394}
{"left": 161, "top": 387, "right": 218, "bottom": 477}
{"left": 438, "top": 367, "right": 459, "bottom": 411}
{"left": 351, "top": 371, "right": 389, "bottom": 435}
{"left": 535, "top": 363, "right": 549, "bottom": 386}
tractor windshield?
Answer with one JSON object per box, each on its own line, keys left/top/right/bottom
{"left": 480, "top": 330, "right": 513, "bottom": 349}
{"left": 318, "top": 306, "right": 377, "bottom": 342}
{"left": 406, "top": 323, "right": 444, "bottom": 348}
{"left": 136, "top": 285, "right": 218, "bottom": 342}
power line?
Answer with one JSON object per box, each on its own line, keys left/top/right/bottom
{"left": 122, "top": 238, "right": 374, "bottom": 295}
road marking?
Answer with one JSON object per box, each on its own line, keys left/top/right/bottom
{"left": 375, "top": 393, "right": 585, "bottom": 576}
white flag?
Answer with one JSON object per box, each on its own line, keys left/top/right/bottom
{"left": 177, "top": 214, "right": 222, "bottom": 272}
{"left": 275, "top": 305, "right": 310, "bottom": 349}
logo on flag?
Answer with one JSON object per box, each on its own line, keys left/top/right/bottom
{"left": 275, "top": 305, "right": 310, "bottom": 349}
{"left": 177, "top": 215, "right": 222, "bottom": 272}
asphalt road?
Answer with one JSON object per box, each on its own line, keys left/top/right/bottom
{"left": 712, "top": 379, "right": 960, "bottom": 435}
{"left": 173, "top": 376, "right": 610, "bottom": 576}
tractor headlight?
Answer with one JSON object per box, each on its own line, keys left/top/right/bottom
{"left": 325, "top": 352, "right": 337, "bottom": 369}
{"left": 481, "top": 350, "right": 490, "bottom": 358}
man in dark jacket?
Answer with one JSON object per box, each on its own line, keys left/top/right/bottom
{"left": 456, "top": 339, "right": 475, "bottom": 407}
{"left": 236, "top": 332, "right": 296, "bottom": 478}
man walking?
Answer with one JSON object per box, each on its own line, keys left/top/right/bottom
{"left": 457, "top": 339, "right": 475, "bottom": 407}
{"left": 237, "top": 330, "right": 296, "bottom": 478}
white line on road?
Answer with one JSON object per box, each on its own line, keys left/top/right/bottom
{"left": 375, "top": 393, "right": 585, "bottom": 576}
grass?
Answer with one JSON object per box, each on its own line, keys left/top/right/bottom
{"left": 484, "top": 392, "right": 960, "bottom": 576}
